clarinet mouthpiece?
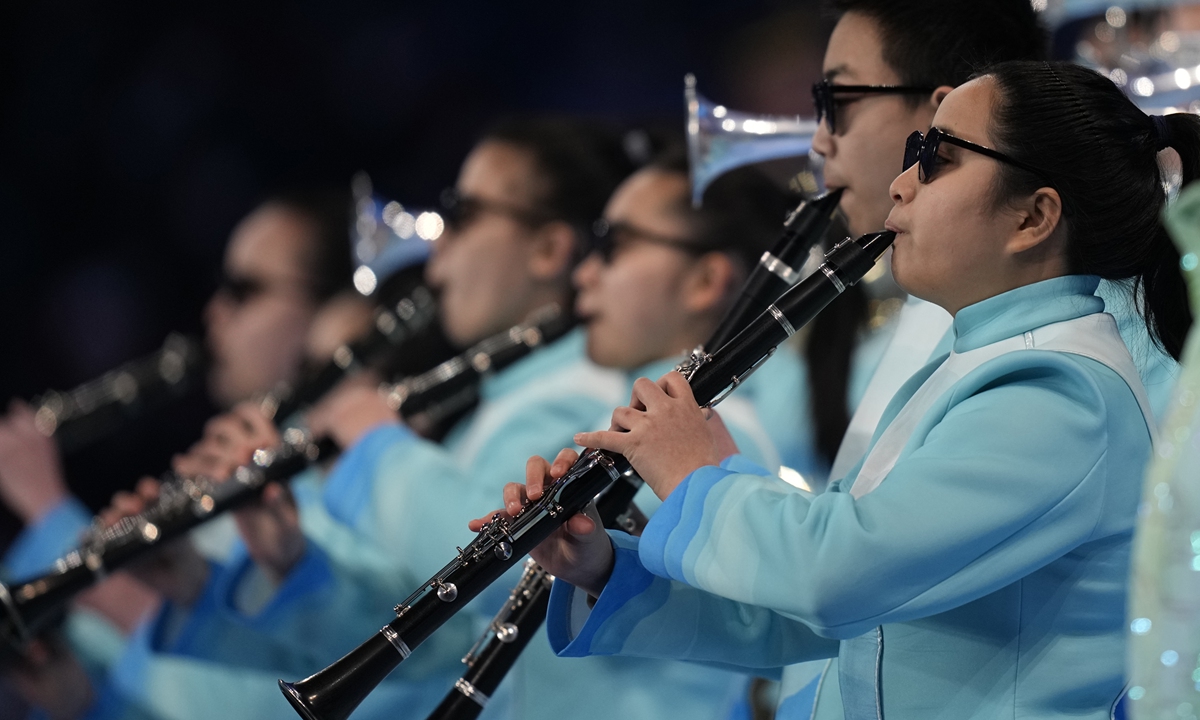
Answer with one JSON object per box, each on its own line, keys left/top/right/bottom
{"left": 857, "top": 230, "right": 896, "bottom": 262}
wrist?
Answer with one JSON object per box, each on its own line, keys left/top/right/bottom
{"left": 579, "top": 537, "right": 617, "bottom": 599}
{"left": 168, "top": 552, "right": 212, "bottom": 607}
{"left": 263, "top": 545, "right": 305, "bottom": 585}
{"left": 18, "top": 488, "right": 70, "bottom": 525}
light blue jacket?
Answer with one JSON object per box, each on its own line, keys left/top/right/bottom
{"left": 546, "top": 276, "right": 1153, "bottom": 720}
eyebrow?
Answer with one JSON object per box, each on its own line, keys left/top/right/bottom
{"left": 823, "top": 65, "right": 851, "bottom": 81}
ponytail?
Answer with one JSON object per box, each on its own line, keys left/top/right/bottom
{"left": 985, "top": 61, "right": 1195, "bottom": 360}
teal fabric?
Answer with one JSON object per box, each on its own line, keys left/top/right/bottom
{"left": 3, "top": 496, "right": 92, "bottom": 579}
{"left": 1095, "top": 279, "right": 1178, "bottom": 419}
{"left": 547, "top": 276, "right": 1154, "bottom": 720}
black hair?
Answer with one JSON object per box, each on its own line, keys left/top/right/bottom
{"left": 262, "top": 188, "right": 355, "bottom": 304}
{"left": 985, "top": 61, "right": 1195, "bottom": 360}
{"left": 649, "top": 148, "right": 795, "bottom": 274}
{"left": 826, "top": 0, "right": 1047, "bottom": 92}
{"left": 481, "top": 116, "right": 636, "bottom": 249}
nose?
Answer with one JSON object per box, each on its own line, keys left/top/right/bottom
{"left": 204, "top": 292, "right": 233, "bottom": 342}
{"left": 572, "top": 252, "right": 602, "bottom": 291}
{"left": 889, "top": 163, "right": 918, "bottom": 207}
{"left": 425, "top": 230, "right": 453, "bottom": 287}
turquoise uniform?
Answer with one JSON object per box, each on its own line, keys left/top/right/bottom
{"left": 546, "top": 276, "right": 1155, "bottom": 719}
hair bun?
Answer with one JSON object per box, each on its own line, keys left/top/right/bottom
{"left": 1151, "top": 114, "right": 1173, "bottom": 152}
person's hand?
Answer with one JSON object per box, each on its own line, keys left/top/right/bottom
{"left": 232, "top": 481, "right": 304, "bottom": 584}
{"left": 172, "top": 402, "right": 280, "bottom": 480}
{"left": 469, "top": 449, "right": 614, "bottom": 598}
{"left": 9, "top": 635, "right": 95, "bottom": 720}
{"left": 98, "top": 478, "right": 210, "bottom": 607}
{"left": 574, "top": 372, "right": 724, "bottom": 500}
{"left": 306, "top": 375, "right": 400, "bottom": 450}
{"left": 172, "top": 403, "right": 303, "bottom": 584}
{"left": 0, "top": 400, "right": 70, "bottom": 523}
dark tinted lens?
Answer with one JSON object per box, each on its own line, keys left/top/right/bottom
{"left": 218, "top": 274, "right": 263, "bottom": 304}
{"left": 903, "top": 131, "right": 923, "bottom": 172}
{"left": 918, "top": 128, "right": 943, "bottom": 183}
{"left": 812, "top": 82, "right": 834, "bottom": 131}
{"left": 439, "top": 190, "right": 482, "bottom": 230}
{"left": 590, "top": 219, "right": 615, "bottom": 263}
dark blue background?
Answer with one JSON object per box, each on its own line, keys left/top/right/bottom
{"left": 0, "top": 0, "right": 829, "bottom": 526}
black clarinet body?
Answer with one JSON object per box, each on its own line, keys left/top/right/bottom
{"left": 704, "top": 188, "right": 843, "bottom": 353}
{"left": 279, "top": 231, "right": 895, "bottom": 720}
{"left": 383, "top": 304, "right": 571, "bottom": 424}
{"left": 32, "top": 333, "right": 205, "bottom": 453}
{"left": 266, "top": 281, "right": 442, "bottom": 424}
{"left": 0, "top": 432, "right": 336, "bottom": 655}
{"left": 426, "top": 560, "right": 553, "bottom": 720}
{"left": 424, "top": 470, "right": 645, "bottom": 720}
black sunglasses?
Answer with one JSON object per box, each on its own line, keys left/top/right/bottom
{"left": 589, "top": 219, "right": 710, "bottom": 264}
{"left": 216, "top": 271, "right": 311, "bottom": 305}
{"left": 215, "top": 272, "right": 268, "bottom": 305}
{"left": 439, "top": 187, "right": 555, "bottom": 231}
{"left": 903, "top": 128, "right": 1048, "bottom": 184}
{"left": 812, "top": 80, "right": 938, "bottom": 135}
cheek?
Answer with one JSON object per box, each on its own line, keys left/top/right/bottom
{"left": 592, "top": 266, "right": 673, "bottom": 354}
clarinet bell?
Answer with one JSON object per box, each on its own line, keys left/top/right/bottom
{"left": 279, "top": 629, "right": 402, "bottom": 720}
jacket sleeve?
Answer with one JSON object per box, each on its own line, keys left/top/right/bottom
{"left": 638, "top": 355, "right": 1144, "bottom": 639}
{"left": 545, "top": 530, "right": 839, "bottom": 672}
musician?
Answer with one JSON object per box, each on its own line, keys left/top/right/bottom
{"left": 1, "top": 188, "right": 356, "bottom": 571}
{"left": 1, "top": 190, "right": 357, "bottom": 719}
{"left": 575, "top": 152, "right": 811, "bottom": 484}
{"left": 511, "top": 61, "right": 1196, "bottom": 719}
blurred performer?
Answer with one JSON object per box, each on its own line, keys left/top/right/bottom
{"left": 1, "top": 189, "right": 357, "bottom": 719}
{"left": 1, "top": 189, "right": 356, "bottom": 574}
{"left": 88, "top": 117, "right": 645, "bottom": 720}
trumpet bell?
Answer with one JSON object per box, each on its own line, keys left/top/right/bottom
{"left": 685, "top": 74, "right": 822, "bottom": 207}
{"left": 350, "top": 172, "right": 444, "bottom": 297}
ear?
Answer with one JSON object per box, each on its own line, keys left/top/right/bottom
{"left": 681, "top": 253, "right": 738, "bottom": 314}
{"left": 527, "top": 220, "right": 578, "bottom": 281}
{"left": 1005, "top": 187, "right": 1063, "bottom": 255}
{"left": 913, "top": 86, "right": 954, "bottom": 127}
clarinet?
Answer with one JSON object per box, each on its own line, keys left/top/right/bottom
{"left": 0, "top": 304, "right": 572, "bottom": 657}
{"left": 278, "top": 231, "right": 895, "bottom": 720}
{"left": 383, "top": 304, "right": 571, "bottom": 426}
{"left": 422, "top": 465, "right": 644, "bottom": 720}
{"left": 263, "top": 284, "right": 440, "bottom": 424}
{"left": 0, "top": 428, "right": 335, "bottom": 655}
{"left": 31, "top": 333, "right": 205, "bottom": 452}
{"left": 705, "top": 187, "right": 843, "bottom": 352}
